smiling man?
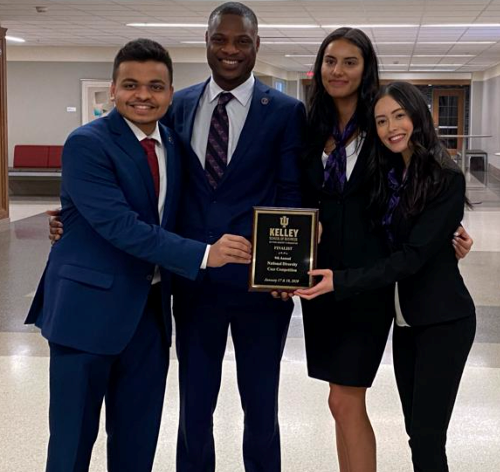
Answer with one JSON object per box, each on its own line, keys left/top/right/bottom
{"left": 26, "top": 38, "right": 251, "bottom": 472}
{"left": 162, "top": 3, "right": 307, "bottom": 472}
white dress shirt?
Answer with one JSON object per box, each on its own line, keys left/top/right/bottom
{"left": 191, "top": 74, "right": 255, "bottom": 167}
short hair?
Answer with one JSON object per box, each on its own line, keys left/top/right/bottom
{"left": 112, "top": 38, "right": 173, "bottom": 83}
{"left": 208, "top": 2, "right": 258, "bottom": 31}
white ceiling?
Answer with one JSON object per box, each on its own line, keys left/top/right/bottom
{"left": 1, "top": 0, "right": 500, "bottom": 73}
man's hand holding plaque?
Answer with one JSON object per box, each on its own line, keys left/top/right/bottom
{"left": 249, "top": 207, "right": 319, "bottom": 292}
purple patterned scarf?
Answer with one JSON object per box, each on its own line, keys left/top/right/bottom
{"left": 323, "top": 114, "right": 358, "bottom": 195}
{"left": 382, "top": 167, "right": 407, "bottom": 245}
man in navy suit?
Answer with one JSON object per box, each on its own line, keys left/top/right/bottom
{"left": 27, "top": 38, "right": 251, "bottom": 472}
{"left": 163, "top": 3, "right": 307, "bottom": 471}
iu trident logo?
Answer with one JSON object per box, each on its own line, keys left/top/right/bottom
{"left": 280, "top": 215, "right": 289, "bottom": 228}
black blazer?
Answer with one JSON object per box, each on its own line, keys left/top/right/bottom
{"left": 335, "top": 168, "right": 475, "bottom": 326}
{"left": 301, "top": 137, "right": 395, "bottom": 321}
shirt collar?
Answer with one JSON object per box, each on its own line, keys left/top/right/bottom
{"left": 208, "top": 74, "right": 255, "bottom": 107}
{"left": 123, "top": 117, "right": 162, "bottom": 144}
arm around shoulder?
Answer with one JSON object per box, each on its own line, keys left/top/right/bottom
{"left": 334, "top": 170, "right": 467, "bottom": 300}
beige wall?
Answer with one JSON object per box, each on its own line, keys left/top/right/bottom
{"left": 6, "top": 61, "right": 211, "bottom": 166}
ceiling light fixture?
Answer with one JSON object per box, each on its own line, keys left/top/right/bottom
{"left": 422, "top": 23, "right": 500, "bottom": 28}
{"left": 6, "top": 36, "right": 26, "bottom": 43}
{"left": 409, "top": 63, "right": 466, "bottom": 67}
{"left": 262, "top": 41, "right": 322, "bottom": 45}
{"left": 410, "top": 68, "right": 459, "bottom": 72}
{"left": 260, "top": 24, "right": 319, "bottom": 28}
{"left": 418, "top": 41, "right": 495, "bottom": 45}
{"left": 413, "top": 54, "right": 475, "bottom": 57}
{"left": 127, "top": 23, "right": 206, "bottom": 27}
{"left": 322, "top": 24, "right": 418, "bottom": 28}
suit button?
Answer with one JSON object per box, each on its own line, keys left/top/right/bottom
{"left": 146, "top": 274, "right": 153, "bottom": 281}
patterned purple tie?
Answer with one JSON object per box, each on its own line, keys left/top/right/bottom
{"left": 205, "top": 92, "right": 234, "bottom": 189}
{"left": 382, "top": 167, "right": 407, "bottom": 246}
{"left": 323, "top": 114, "right": 358, "bottom": 195}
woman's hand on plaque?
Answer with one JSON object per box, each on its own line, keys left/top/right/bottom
{"left": 294, "top": 269, "right": 334, "bottom": 300}
{"left": 270, "top": 291, "right": 294, "bottom": 301}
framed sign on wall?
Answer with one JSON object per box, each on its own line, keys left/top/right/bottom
{"left": 81, "top": 79, "right": 114, "bottom": 125}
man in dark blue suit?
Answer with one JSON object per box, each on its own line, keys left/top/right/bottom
{"left": 27, "top": 38, "right": 251, "bottom": 472}
{"left": 163, "top": 3, "right": 307, "bottom": 471}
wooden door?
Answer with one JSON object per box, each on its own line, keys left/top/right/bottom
{"left": 432, "top": 89, "right": 465, "bottom": 157}
{"left": 0, "top": 28, "right": 8, "bottom": 221}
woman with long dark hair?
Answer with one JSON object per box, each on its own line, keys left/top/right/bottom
{"left": 296, "top": 28, "right": 472, "bottom": 472}
{"left": 297, "top": 81, "right": 476, "bottom": 471}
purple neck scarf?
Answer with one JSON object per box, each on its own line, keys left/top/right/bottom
{"left": 323, "top": 114, "right": 358, "bottom": 195}
{"left": 382, "top": 167, "right": 407, "bottom": 245}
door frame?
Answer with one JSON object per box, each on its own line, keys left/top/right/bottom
{"left": 432, "top": 88, "right": 465, "bottom": 156}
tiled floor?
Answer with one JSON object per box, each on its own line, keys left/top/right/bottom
{"left": 1, "top": 175, "right": 500, "bottom": 471}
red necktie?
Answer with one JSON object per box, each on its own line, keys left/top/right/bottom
{"left": 140, "top": 138, "right": 160, "bottom": 198}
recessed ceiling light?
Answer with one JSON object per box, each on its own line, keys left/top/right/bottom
{"left": 262, "top": 41, "right": 322, "bottom": 45}
{"left": 127, "top": 23, "right": 206, "bottom": 27}
{"left": 410, "top": 68, "right": 459, "bottom": 72}
{"left": 413, "top": 55, "right": 475, "bottom": 57}
{"left": 423, "top": 23, "right": 500, "bottom": 28}
{"left": 419, "top": 41, "right": 495, "bottom": 45}
{"left": 322, "top": 24, "right": 418, "bottom": 28}
{"left": 374, "top": 42, "right": 415, "bottom": 45}
{"left": 6, "top": 35, "right": 25, "bottom": 43}
{"left": 260, "top": 24, "right": 319, "bottom": 29}
{"left": 410, "top": 63, "right": 466, "bottom": 67}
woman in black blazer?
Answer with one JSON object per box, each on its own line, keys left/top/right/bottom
{"left": 297, "top": 81, "right": 476, "bottom": 471}
{"left": 297, "top": 28, "right": 472, "bottom": 472}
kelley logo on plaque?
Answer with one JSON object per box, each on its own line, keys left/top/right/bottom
{"left": 249, "top": 207, "right": 318, "bottom": 291}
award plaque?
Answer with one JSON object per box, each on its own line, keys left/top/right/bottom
{"left": 249, "top": 207, "right": 319, "bottom": 292}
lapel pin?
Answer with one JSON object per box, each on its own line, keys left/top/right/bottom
{"left": 168, "top": 136, "right": 174, "bottom": 144}
{"left": 261, "top": 97, "right": 269, "bottom": 105}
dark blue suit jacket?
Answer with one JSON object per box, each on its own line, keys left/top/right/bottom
{"left": 162, "top": 78, "right": 306, "bottom": 290}
{"left": 26, "top": 109, "right": 207, "bottom": 355}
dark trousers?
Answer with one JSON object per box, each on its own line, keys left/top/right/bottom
{"left": 46, "top": 285, "right": 169, "bottom": 472}
{"left": 174, "top": 284, "right": 293, "bottom": 472}
{"left": 393, "top": 315, "right": 476, "bottom": 472}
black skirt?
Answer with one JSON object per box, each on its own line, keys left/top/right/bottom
{"left": 301, "top": 287, "right": 394, "bottom": 388}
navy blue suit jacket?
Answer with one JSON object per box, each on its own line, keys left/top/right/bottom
{"left": 26, "top": 109, "right": 207, "bottom": 355}
{"left": 162, "top": 78, "right": 306, "bottom": 290}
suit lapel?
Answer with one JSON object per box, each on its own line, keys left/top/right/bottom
{"left": 108, "top": 109, "right": 158, "bottom": 213}
{"left": 159, "top": 126, "right": 175, "bottom": 227}
{"left": 217, "top": 79, "right": 271, "bottom": 188}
